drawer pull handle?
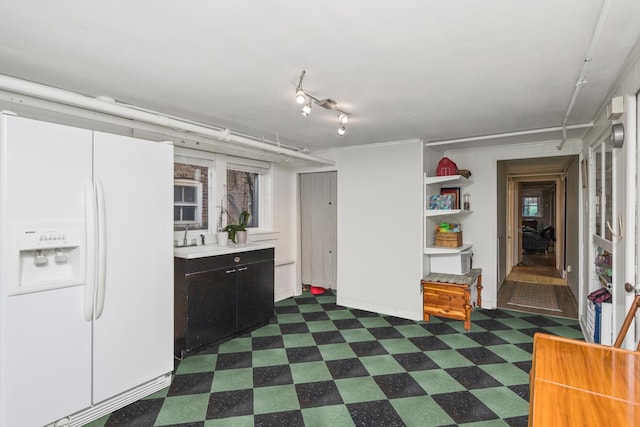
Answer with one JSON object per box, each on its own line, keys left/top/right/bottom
{"left": 237, "top": 267, "right": 248, "bottom": 272}
{"left": 226, "top": 269, "right": 236, "bottom": 274}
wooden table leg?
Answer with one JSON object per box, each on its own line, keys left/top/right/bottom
{"left": 463, "top": 292, "right": 472, "bottom": 331}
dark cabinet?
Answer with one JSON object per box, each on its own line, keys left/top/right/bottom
{"left": 174, "top": 248, "right": 274, "bottom": 358}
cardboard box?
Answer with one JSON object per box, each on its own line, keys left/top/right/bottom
{"left": 429, "top": 250, "right": 472, "bottom": 275}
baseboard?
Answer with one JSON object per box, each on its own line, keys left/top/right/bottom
{"left": 275, "top": 288, "right": 296, "bottom": 302}
{"left": 337, "top": 295, "right": 422, "bottom": 321}
{"left": 62, "top": 374, "right": 172, "bottom": 427}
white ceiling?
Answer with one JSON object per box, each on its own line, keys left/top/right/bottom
{"left": 1, "top": 1, "right": 640, "bottom": 153}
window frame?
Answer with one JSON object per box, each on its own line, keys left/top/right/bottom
{"left": 174, "top": 178, "right": 203, "bottom": 226}
{"left": 174, "top": 149, "right": 273, "bottom": 235}
{"left": 522, "top": 196, "right": 541, "bottom": 218}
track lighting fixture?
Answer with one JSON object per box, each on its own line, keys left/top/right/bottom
{"left": 294, "top": 69, "right": 352, "bottom": 135}
{"left": 301, "top": 101, "right": 311, "bottom": 117}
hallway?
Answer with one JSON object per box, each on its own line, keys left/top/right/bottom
{"left": 498, "top": 252, "right": 578, "bottom": 319}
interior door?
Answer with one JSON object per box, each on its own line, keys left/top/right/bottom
{"left": 300, "top": 172, "right": 337, "bottom": 289}
{"left": 91, "top": 132, "right": 174, "bottom": 402}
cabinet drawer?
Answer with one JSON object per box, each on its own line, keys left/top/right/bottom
{"left": 424, "top": 294, "right": 466, "bottom": 311}
{"left": 180, "top": 248, "right": 275, "bottom": 273}
{"left": 423, "top": 287, "right": 469, "bottom": 316}
{"left": 423, "top": 285, "right": 467, "bottom": 300}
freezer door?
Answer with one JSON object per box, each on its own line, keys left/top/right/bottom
{"left": 91, "top": 132, "right": 174, "bottom": 402}
{"left": 0, "top": 115, "right": 93, "bottom": 426}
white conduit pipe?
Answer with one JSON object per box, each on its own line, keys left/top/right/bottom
{"left": 0, "top": 74, "right": 334, "bottom": 166}
{"left": 0, "top": 89, "right": 298, "bottom": 162}
{"left": 118, "top": 100, "right": 310, "bottom": 154}
{"left": 557, "top": 0, "right": 612, "bottom": 150}
{"left": 425, "top": 123, "right": 593, "bottom": 146}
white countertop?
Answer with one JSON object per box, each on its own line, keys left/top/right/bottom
{"left": 174, "top": 242, "right": 275, "bottom": 259}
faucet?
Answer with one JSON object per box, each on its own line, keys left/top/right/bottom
{"left": 183, "top": 224, "right": 190, "bottom": 246}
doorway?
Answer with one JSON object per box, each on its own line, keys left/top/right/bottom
{"left": 299, "top": 172, "right": 337, "bottom": 291}
{"left": 497, "top": 157, "right": 579, "bottom": 318}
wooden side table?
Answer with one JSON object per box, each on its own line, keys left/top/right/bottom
{"left": 421, "top": 268, "right": 482, "bottom": 331}
{"left": 529, "top": 333, "right": 640, "bottom": 426}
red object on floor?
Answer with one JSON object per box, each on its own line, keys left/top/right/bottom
{"left": 310, "top": 286, "right": 326, "bottom": 295}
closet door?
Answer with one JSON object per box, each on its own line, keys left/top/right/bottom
{"left": 300, "top": 172, "right": 337, "bottom": 288}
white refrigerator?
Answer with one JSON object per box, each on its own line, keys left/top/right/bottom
{"left": 0, "top": 114, "right": 174, "bottom": 427}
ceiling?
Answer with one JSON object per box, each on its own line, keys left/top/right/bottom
{"left": 1, "top": 1, "right": 640, "bottom": 154}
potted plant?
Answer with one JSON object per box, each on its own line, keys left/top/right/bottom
{"left": 224, "top": 210, "right": 250, "bottom": 243}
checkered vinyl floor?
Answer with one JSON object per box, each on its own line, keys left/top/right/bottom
{"left": 87, "top": 290, "right": 583, "bottom": 426}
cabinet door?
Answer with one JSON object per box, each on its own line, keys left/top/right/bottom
{"left": 0, "top": 116, "right": 93, "bottom": 427}
{"left": 186, "top": 268, "right": 236, "bottom": 351}
{"left": 236, "top": 260, "right": 274, "bottom": 332}
{"left": 92, "top": 133, "right": 174, "bottom": 402}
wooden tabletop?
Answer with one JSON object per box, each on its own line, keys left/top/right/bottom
{"left": 529, "top": 333, "right": 640, "bottom": 426}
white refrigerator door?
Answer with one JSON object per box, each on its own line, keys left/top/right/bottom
{"left": 91, "top": 132, "right": 174, "bottom": 402}
{"left": 0, "top": 115, "right": 93, "bottom": 426}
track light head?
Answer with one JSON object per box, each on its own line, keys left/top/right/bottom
{"left": 338, "top": 113, "right": 349, "bottom": 125}
{"left": 295, "top": 90, "right": 306, "bottom": 104}
{"left": 301, "top": 102, "right": 311, "bottom": 117}
{"left": 338, "top": 125, "right": 346, "bottom": 136}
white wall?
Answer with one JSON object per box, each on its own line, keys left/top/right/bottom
{"left": 321, "top": 140, "right": 424, "bottom": 320}
{"left": 441, "top": 140, "right": 582, "bottom": 308}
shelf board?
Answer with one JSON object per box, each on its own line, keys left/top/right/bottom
{"left": 592, "top": 235, "right": 612, "bottom": 252}
{"left": 424, "top": 174, "right": 473, "bottom": 186}
{"left": 426, "top": 209, "right": 472, "bottom": 218}
{"left": 424, "top": 243, "right": 473, "bottom": 255}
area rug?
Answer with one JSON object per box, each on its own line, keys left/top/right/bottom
{"left": 507, "top": 269, "right": 566, "bottom": 286}
{"left": 508, "top": 282, "right": 561, "bottom": 311}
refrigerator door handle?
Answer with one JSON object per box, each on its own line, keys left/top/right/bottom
{"left": 95, "top": 179, "right": 107, "bottom": 319}
{"left": 83, "top": 182, "right": 97, "bottom": 321}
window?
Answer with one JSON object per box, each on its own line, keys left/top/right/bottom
{"left": 226, "top": 169, "right": 260, "bottom": 228}
{"left": 174, "top": 149, "right": 271, "bottom": 233}
{"left": 522, "top": 196, "right": 540, "bottom": 217}
{"left": 174, "top": 179, "right": 203, "bottom": 226}
{"left": 173, "top": 158, "right": 210, "bottom": 230}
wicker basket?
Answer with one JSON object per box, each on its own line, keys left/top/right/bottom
{"left": 434, "top": 230, "right": 463, "bottom": 247}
